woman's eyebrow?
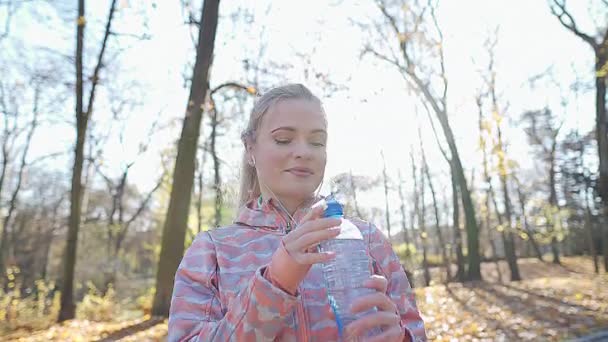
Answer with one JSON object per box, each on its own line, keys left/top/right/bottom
{"left": 270, "top": 127, "right": 327, "bottom": 134}
{"left": 271, "top": 126, "right": 296, "bottom": 133}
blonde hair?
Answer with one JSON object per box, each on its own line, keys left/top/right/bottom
{"left": 238, "top": 84, "right": 325, "bottom": 207}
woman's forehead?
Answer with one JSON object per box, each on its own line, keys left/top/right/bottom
{"left": 261, "top": 98, "right": 326, "bottom": 132}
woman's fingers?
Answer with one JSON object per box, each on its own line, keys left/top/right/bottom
{"left": 366, "top": 325, "right": 404, "bottom": 342}
{"left": 291, "top": 226, "right": 341, "bottom": 251}
{"left": 294, "top": 250, "right": 336, "bottom": 265}
{"left": 363, "top": 275, "right": 389, "bottom": 294}
{"left": 345, "top": 311, "right": 400, "bottom": 338}
{"left": 350, "top": 292, "right": 396, "bottom": 314}
{"left": 285, "top": 217, "right": 341, "bottom": 245}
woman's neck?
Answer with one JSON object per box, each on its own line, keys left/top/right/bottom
{"left": 260, "top": 192, "right": 311, "bottom": 217}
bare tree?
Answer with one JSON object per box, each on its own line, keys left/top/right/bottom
{"left": 380, "top": 150, "right": 393, "bottom": 242}
{"left": 411, "top": 149, "right": 430, "bottom": 286}
{"left": 59, "top": 0, "right": 119, "bottom": 322}
{"left": 478, "top": 31, "right": 522, "bottom": 281}
{"left": 367, "top": 0, "right": 481, "bottom": 280}
{"left": 512, "top": 175, "right": 544, "bottom": 262}
{"left": 397, "top": 170, "right": 411, "bottom": 246}
{"left": 522, "top": 108, "right": 564, "bottom": 264}
{"left": 93, "top": 154, "right": 165, "bottom": 292}
{"left": 207, "top": 82, "right": 254, "bottom": 228}
{"left": 549, "top": 0, "right": 608, "bottom": 270}
{"left": 152, "top": 0, "right": 220, "bottom": 317}
{"left": 418, "top": 127, "right": 450, "bottom": 282}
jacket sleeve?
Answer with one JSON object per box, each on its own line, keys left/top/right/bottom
{"left": 168, "top": 231, "right": 299, "bottom": 341}
{"left": 367, "top": 223, "right": 427, "bottom": 342}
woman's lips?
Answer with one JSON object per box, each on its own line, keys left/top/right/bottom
{"left": 286, "top": 167, "right": 313, "bottom": 177}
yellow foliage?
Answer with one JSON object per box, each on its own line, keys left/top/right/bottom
{"left": 76, "top": 282, "right": 118, "bottom": 322}
{"left": 596, "top": 61, "right": 608, "bottom": 78}
{"left": 136, "top": 287, "right": 156, "bottom": 316}
{"left": 492, "top": 110, "right": 503, "bottom": 124}
{"left": 0, "top": 278, "right": 60, "bottom": 334}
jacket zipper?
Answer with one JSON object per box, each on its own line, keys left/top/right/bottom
{"left": 281, "top": 220, "right": 308, "bottom": 341}
{"left": 296, "top": 293, "right": 309, "bottom": 341}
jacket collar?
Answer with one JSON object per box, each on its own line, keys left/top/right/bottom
{"left": 234, "top": 195, "right": 324, "bottom": 232}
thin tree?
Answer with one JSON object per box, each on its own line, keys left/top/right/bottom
{"left": 549, "top": 0, "right": 608, "bottom": 270}
{"left": 59, "top": 0, "right": 118, "bottom": 322}
{"left": 397, "top": 170, "right": 411, "bottom": 246}
{"left": 381, "top": 150, "right": 393, "bottom": 242}
{"left": 521, "top": 108, "right": 564, "bottom": 264}
{"left": 368, "top": 0, "right": 481, "bottom": 279}
{"left": 418, "top": 127, "right": 451, "bottom": 282}
{"left": 412, "top": 149, "right": 431, "bottom": 286}
{"left": 152, "top": 0, "right": 221, "bottom": 317}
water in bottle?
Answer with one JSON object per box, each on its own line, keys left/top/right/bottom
{"left": 318, "top": 197, "right": 381, "bottom": 339}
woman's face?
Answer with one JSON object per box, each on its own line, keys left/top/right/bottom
{"left": 251, "top": 98, "right": 327, "bottom": 203}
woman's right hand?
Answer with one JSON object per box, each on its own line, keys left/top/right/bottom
{"left": 283, "top": 201, "right": 342, "bottom": 264}
{"left": 266, "top": 200, "right": 342, "bottom": 294}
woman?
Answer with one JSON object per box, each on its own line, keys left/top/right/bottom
{"left": 168, "top": 84, "right": 426, "bottom": 341}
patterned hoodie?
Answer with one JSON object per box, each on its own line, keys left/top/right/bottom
{"left": 168, "top": 197, "right": 426, "bottom": 341}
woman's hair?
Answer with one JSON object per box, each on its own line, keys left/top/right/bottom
{"left": 238, "top": 84, "right": 325, "bottom": 207}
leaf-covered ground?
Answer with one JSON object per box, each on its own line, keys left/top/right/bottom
{"left": 4, "top": 257, "right": 607, "bottom": 341}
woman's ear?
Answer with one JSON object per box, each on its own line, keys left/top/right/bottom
{"left": 246, "top": 144, "right": 256, "bottom": 167}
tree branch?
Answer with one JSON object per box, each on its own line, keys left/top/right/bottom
{"left": 84, "top": 0, "right": 118, "bottom": 120}
{"left": 549, "top": 0, "right": 598, "bottom": 49}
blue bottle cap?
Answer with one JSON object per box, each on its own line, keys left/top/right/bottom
{"left": 324, "top": 198, "right": 344, "bottom": 218}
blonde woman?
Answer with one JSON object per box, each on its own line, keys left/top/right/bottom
{"left": 168, "top": 84, "right": 426, "bottom": 341}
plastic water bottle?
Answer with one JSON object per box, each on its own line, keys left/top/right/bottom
{"left": 318, "top": 197, "right": 381, "bottom": 339}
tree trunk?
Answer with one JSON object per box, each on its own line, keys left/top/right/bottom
{"left": 498, "top": 174, "right": 521, "bottom": 281}
{"left": 451, "top": 164, "right": 466, "bottom": 282}
{"left": 433, "top": 110, "right": 481, "bottom": 280}
{"left": 0, "top": 121, "right": 10, "bottom": 280}
{"left": 515, "top": 183, "right": 543, "bottom": 261}
{"left": 397, "top": 172, "right": 411, "bottom": 246}
{"left": 411, "top": 151, "right": 430, "bottom": 286}
{"left": 381, "top": 151, "right": 392, "bottom": 242}
{"left": 549, "top": 1, "right": 608, "bottom": 271}
{"left": 152, "top": 0, "right": 220, "bottom": 317}
{"left": 210, "top": 105, "right": 221, "bottom": 228}
{"left": 421, "top": 141, "right": 451, "bottom": 282}
{"left": 196, "top": 140, "right": 209, "bottom": 234}
{"left": 59, "top": 0, "right": 87, "bottom": 321}
{"left": 596, "top": 52, "right": 608, "bottom": 272}
{"left": 495, "top": 119, "right": 521, "bottom": 281}
{"left": 478, "top": 96, "right": 503, "bottom": 282}
{"left": 350, "top": 170, "right": 363, "bottom": 218}
{"left": 425, "top": 167, "right": 451, "bottom": 282}
{"left": 548, "top": 147, "right": 562, "bottom": 265}
{"left": 0, "top": 84, "right": 40, "bottom": 282}
{"left": 59, "top": 0, "right": 117, "bottom": 322}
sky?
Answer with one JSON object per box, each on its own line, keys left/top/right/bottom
{"left": 0, "top": 0, "right": 603, "bottom": 231}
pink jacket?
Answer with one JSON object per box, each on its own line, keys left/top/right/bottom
{"left": 168, "top": 197, "right": 426, "bottom": 341}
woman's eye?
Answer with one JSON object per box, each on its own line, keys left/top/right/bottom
{"left": 311, "top": 142, "right": 325, "bottom": 147}
{"left": 275, "top": 139, "right": 291, "bottom": 145}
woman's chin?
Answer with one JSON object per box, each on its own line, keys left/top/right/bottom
{"left": 280, "top": 186, "right": 319, "bottom": 201}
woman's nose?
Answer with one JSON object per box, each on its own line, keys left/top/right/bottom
{"left": 293, "top": 140, "right": 313, "bottom": 159}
